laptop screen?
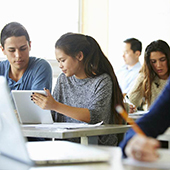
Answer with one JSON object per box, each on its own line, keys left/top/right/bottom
{"left": 0, "top": 76, "right": 33, "bottom": 165}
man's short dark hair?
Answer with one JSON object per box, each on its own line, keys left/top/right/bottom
{"left": 124, "top": 38, "right": 142, "bottom": 53}
{"left": 0, "top": 22, "right": 30, "bottom": 48}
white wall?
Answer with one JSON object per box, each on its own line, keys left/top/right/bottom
{"left": 81, "top": 0, "right": 109, "bottom": 56}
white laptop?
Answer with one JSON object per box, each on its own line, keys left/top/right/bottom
{"left": 0, "top": 76, "right": 110, "bottom": 166}
{"left": 11, "top": 90, "right": 53, "bottom": 124}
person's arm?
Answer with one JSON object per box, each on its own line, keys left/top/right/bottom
{"left": 128, "top": 73, "right": 144, "bottom": 108}
{"left": 32, "top": 89, "right": 90, "bottom": 123}
{"left": 120, "top": 76, "right": 170, "bottom": 159}
{"left": 31, "top": 74, "right": 113, "bottom": 124}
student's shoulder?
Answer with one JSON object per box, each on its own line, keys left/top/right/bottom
{"left": 116, "top": 65, "right": 127, "bottom": 73}
{"left": 0, "top": 59, "right": 9, "bottom": 65}
{"left": 29, "top": 56, "right": 49, "bottom": 63}
{"left": 0, "top": 59, "right": 10, "bottom": 68}
{"left": 93, "top": 73, "right": 112, "bottom": 86}
{"left": 57, "top": 73, "right": 67, "bottom": 82}
{"left": 58, "top": 72, "right": 65, "bottom": 78}
{"left": 97, "top": 73, "right": 111, "bottom": 81}
{"left": 137, "top": 72, "right": 144, "bottom": 79}
{"left": 29, "top": 57, "right": 52, "bottom": 68}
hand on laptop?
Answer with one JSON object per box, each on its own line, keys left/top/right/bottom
{"left": 31, "top": 88, "right": 56, "bottom": 110}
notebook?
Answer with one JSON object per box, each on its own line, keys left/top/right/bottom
{"left": 11, "top": 90, "right": 54, "bottom": 124}
{"left": 128, "top": 110, "right": 148, "bottom": 116}
{"left": 0, "top": 76, "right": 110, "bottom": 165}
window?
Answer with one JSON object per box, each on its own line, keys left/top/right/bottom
{"left": 0, "top": 0, "right": 80, "bottom": 60}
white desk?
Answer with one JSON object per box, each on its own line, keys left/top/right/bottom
{"left": 157, "top": 127, "right": 170, "bottom": 148}
{"left": 128, "top": 111, "right": 147, "bottom": 122}
{"left": 21, "top": 124, "right": 131, "bottom": 145}
{"left": 0, "top": 146, "right": 125, "bottom": 170}
{"left": 1, "top": 144, "right": 170, "bottom": 170}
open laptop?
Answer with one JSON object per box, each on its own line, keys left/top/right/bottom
{"left": 11, "top": 90, "right": 53, "bottom": 124}
{"left": 0, "top": 76, "right": 110, "bottom": 165}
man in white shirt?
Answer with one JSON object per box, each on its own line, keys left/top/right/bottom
{"left": 116, "top": 38, "right": 142, "bottom": 95}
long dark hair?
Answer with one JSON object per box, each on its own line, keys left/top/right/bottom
{"left": 55, "top": 33, "right": 124, "bottom": 124}
{"left": 141, "top": 40, "right": 170, "bottom": 106}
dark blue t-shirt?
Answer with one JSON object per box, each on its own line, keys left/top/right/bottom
{"left": 0, "top": 57, "right": 52, "bottom": 92}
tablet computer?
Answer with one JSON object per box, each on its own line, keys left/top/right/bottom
{"left": 11, "top": 90, "right": 53, "bottom": 124}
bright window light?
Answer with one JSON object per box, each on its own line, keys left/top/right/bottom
{"left": 0, "top": 0, "right": 79, "bottom": 60}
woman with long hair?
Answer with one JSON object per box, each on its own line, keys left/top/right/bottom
{"left": 31, "top": 33, "right": 124, "bottom": 145}
{"left": 128, "top": 40, "right": 170, "bottom": 110}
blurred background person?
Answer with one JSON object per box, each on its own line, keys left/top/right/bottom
{"left": 120, "top": 74, "right": 170, "bottom": 162}
{"left": 128, "top": 40, "right": 170, "bottom": 111}
{"left": 116, "top": 38, "right": 142, "bottom": 95}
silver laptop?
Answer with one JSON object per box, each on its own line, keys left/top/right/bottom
{"left": 11, "top": 90, "right": 53, "bottom": 124}
{"left": 0, "top": 76, "right": 110, "bottom": 165}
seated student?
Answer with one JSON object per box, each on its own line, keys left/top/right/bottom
{"left": 119, "top": 75, "right": 170, "bottom": 162}
{"left": 116, "top": 38, "right": 142, "bottom": 95}
{"left": 0, "top": 22, "right": 52, "bottom": 92}
{"left": 128, "top": 40, "right": 170, "bottom": 111}
{"left": 31, "top": 32, "right": 125, "bottom": 145}
{"left": 0, "top": 22, "right": 52, "bottom": 141}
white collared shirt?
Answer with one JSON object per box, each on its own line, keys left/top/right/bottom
{"left": 116, "top": 62, "right": 141, "bottom": 94}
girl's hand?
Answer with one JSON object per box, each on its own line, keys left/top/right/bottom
{"left": 129, "top": 104, "right": 137, "bottom": 113}
{"left": 31, "top": 88, "right": 56, "bottom": 110}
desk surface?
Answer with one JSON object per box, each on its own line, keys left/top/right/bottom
{"left": 157, "top": 127, "right": 170, "bottom": 141}
{"left": 0, "top": 144, "right": 169, "bottom": 170}
{"left": 21, "top": 124, "right": 131, "bottom": 139}
{"left": 128, "top": 111, "right": 147, "bottom": 121}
